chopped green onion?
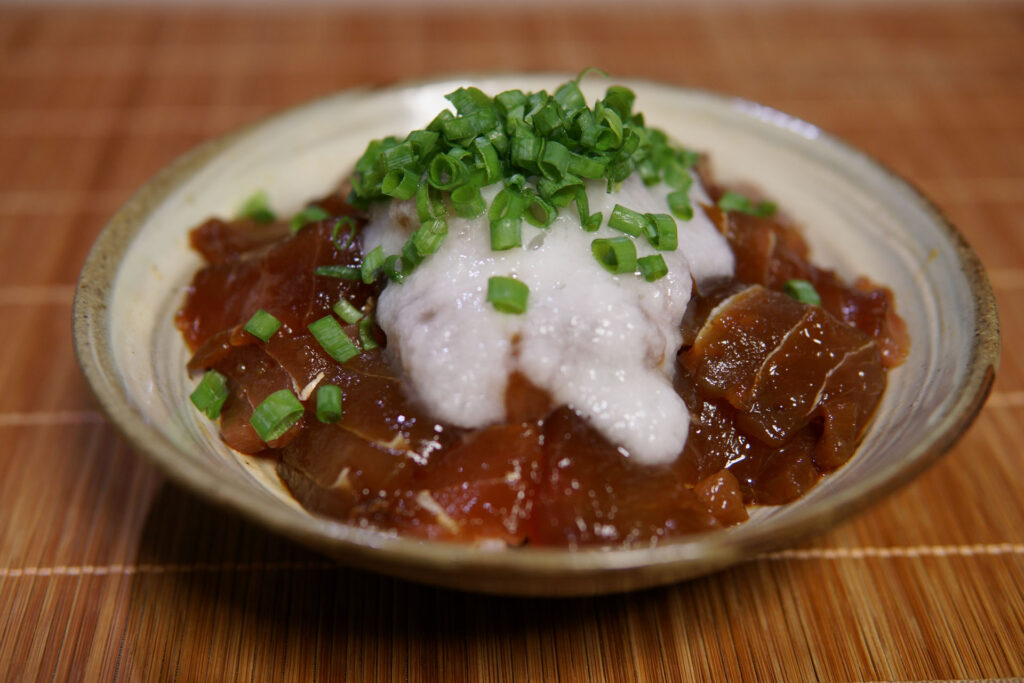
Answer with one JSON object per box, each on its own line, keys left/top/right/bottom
{"left": 495, "top": 89, "right": 528, "bottom": 116}
{"left": 308, "top": 315, "right": 360, "bottom": 363}
{"left": 532, "top": 100, "right": 564, "bottom": 137}
{"left": 718, "top": 191, "right": 777, "bottom": 218}
{"left": 414, "top": 182, "right": 444, "bottom": 222}
{"left": 316, "top": 384, "right": 343, "bottom": 424}
{"left": 667, "top": 190, "right": 693, "bottom": 221}
{"left": 553, "top": 79, "right": 586, "bottom": 118}
{"left": 382, "top": 168, "right": 420, "bottom": 200}
{"left": 783, "top": 279, "right": 822, "bottom": 306}
{"left": 250, "top": 389, "right": 305, "bottom": 443}
{"left": 361, "top": 246, "right": 385, "bottom": 283}
{"left": 510, "top": 130, "right": 542, "bottom": 173}
{"left": 644, "top": 213, "right": 678, "bottom": 251}
{"left": 289, "top": 206, "right": 330, "bottom": 234}
{"left": 380, "top": 141, "right": 416, "bottom": 170}
{"left": 333, "top": 298, "right": 364, "bottom": 324}
{"left": 591, "top": 236, "right": 637, "bottom": 274}
{"left": 358, "top": 317, "right": 380, "bottom": 350}
{"left": 487, "top": 276, "right": 529, "bottom": 314}
{"left": 608, "top": 204, "right": 649, "bottom": 237}
{"left": 602, "top": 85, "right": 636, "bottom": 120}
{"left": 637, "top": 254, "right": 668, "bottom": 282}
{"left": 662, "top": 160, "right": 693, "bottom": 191}
{"left": 446, "top": 86, "right": 492, "bottom": 115}
{"left": 236, "top": 190, "right": 276, "bottom": 223}
{"left": 401, "top": 239, "right": 424, "bottom": 271}
{"left": 538, "top": 140, "right": 571, "bottom": 180}
{"left": 523, "top": 191, "right": 557, "bottom": 228}
{"left": 472, "top": 136, "right": 502, "bottom": 185}
{"left": 411, "top": 216, "right": 449, "bottom": 258}
{"left": 383, "top": 254, "right": 407, "bottom": 283}
{"left": 575, "top": 190, "right": 602, "bottom": 233}
{"left": 315, "top": 265, "right": 362, "bottom": 280}
{"left": 489, "top": 188, "right": 525, "bottom": 222}
{"left": 567, "top": 153, "right": 607, "bottom": 179}
{"left": 490, "top": 217, "right": 522, "bottom": 251}
{"left": 427, "top": 153, "right": 468, "bottom": 191}
{"left": 190, "top": 369, "right": 229, "bottom": 420}
{"left": 243, "top": 309, "right": 282, "bottom": 343}
{"left": 330, "top": 216, "right": 358, "bottom": 250}
{"left": 536, "top": 174, "right": 583, "bottom": 208}
{"left": 442, "top": 109, "right": 498, "bottom": 142}
{"left": 406, "top": 129, "right": 439, "bottom": 158}
{"left": 451, "top": 185, "right": 486, "bottom": 218}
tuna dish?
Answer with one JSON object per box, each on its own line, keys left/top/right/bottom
{"left": 176, "top": 76, "right": 909, "bottom": 547}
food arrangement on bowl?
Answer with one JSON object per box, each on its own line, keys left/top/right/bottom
{"left": 177, "top": 75, "right": 909, "bottom": 548}
{"left": 73, "top": 74, "right": 998, "bottom": 594}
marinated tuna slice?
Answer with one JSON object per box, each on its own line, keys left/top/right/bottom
{"left": 737, "top": 305, "right": 885, "bottom": 449}
{"left": 694, "top": 469, "right": 748, "bottom": 526}
{"left": 675, "top": 371, "right": 823, "bottom": 505}
{"left": 728, "top": 428, "right": 821, "bottom": 505}
{"left": 681, "top": 285, "right": 806, "bottom": 409}
{"left": 407, "top": 424, "right": 543, "bottom": 543}
{"left": 531, "top": 408, "right": 721, "bottom": 547}
{"left": 706, "top": 202, "right": 909, "bottom": 367}
{"left": 176, "top": 221, "right": 375, "bottom": 351}
{"left": 278, "top": 422, "right": 422, "bottom": 523}
{"left": 189, "top": 217, "right": 290, "bottom": 264}
{"left": 683, "top": 284, "right": 885, "bottom": 473}
{"left": 812, "top": 342, "right": 887, "bottom": 469}
{"left": 209, "top": 345, "right": 300, "bottom": 453}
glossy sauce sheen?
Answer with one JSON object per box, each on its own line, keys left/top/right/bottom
{"left": 176, "top": 183, "right": 908, "bottom": 547}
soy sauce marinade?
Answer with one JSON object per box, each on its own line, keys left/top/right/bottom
{"left": 177, "top": 78, "right": 908, "bottom": 547}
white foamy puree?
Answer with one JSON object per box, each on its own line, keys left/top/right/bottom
{"left": 364, "top": 173, "right": 734, "bottom": 465}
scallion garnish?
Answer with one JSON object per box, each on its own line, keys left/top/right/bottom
{"left": 383, "top": 254, "right": 407, "bottom": 283}
{"left": 490, "top": 217, "right": 522, "bottom": 251}
{"left": 667, "top": 190, "right": 693, "bottom": 221}
{"left": 644, "top": 213, "right": 678, "bottom": 251}
{"left": 637, "top": 254, "right": 669, "bottom": 282}
{"left": 343, "top": 75, "right": 720, "bottom": 283}
{"left": 783, "top": 279, "right": 822, "bottom": 306}
{"left": 717, "top": 191, "right": 777, "bottom": 218}
{"left": 243, "top": 309, "right": 282, "bottom": 343}
{"left": 236, "top": 190, "right": 276, "bottom": 223}
{"left": 289, "top": 205, "right": 330, "bottom": 234}
{"left": 333, "top": 298, "right": 364, "bottom": 324}
{"left": 361, "top": 246, "right": 386, "bottom": 283}
{"left": 250, "top": 389, "right": 304, "bottom": 442}
{"left": 381, "top": 168, "right": 420, "bottom": 200}
{"left": 451, "top": 184, "right": 486, "bottom": 218}
{"left": 574, "top": 189, "right": 602, "bottom": 233}
{"left": 190, "top": 369, "right": 229, "bottom": 420}
{"left": 591, "top": 236, "right": 637, "bottom": 274}
{"left": 330, "top": 216, "right": 358, "bottom": 250}
{"left": 523, "top": 191, "right": 557, "bottom": 228}
{"left": 608, "top": 204, "right": 649, "bottom": 237}
{"left": 358, "top": 317, "right": 380, "bottom": 350}
{"left": 411, "top": 217, "right": 449, "bottom": 258}
{"left": 315, "top": 265, "right": 362, "bottom": 280}
{"left": 308, "top": 315, "right": 360, "bottom": 363}
{"left": 487, "top": 276, "right": 529, "bottom": 314}
{"left": 315, "top": 384, "right": 343, "bottom": 424}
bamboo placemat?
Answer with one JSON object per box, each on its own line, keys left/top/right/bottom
{"left": 1, "top": 3, "right": 1022, "bottom": 680}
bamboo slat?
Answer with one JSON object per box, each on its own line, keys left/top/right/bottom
{"left": 1, "top": 3, "right": 1021, "bottom": 680}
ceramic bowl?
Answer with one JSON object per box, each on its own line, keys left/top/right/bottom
{"left": 73, "top": 75, "right": 999, "bottom": 596}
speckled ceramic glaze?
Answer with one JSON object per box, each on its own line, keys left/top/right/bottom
{"left": 73, "top": 75, "right": 999, "bottom": 596}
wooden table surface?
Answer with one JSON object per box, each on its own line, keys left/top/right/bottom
{"left": 2, "top": 2, "right": 1022, "bottom": 680}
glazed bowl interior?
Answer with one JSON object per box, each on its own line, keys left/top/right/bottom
{"left": 74, "top": 74, "right": 998, "bottom": 596}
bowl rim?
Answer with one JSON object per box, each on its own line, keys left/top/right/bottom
{"left": 72, "top": 73, "right": 1000, "bottom": 592}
